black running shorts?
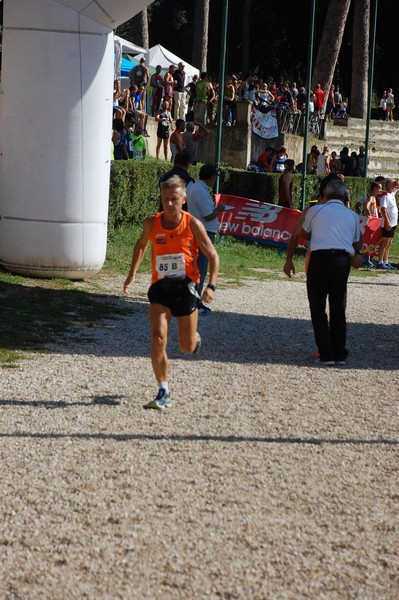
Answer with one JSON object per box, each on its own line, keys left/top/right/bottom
{"left": 381, "top": 225, "right": 396, "bottom": 238}
{"left": 148, "top": 276, "right": 201, "bottom": 317}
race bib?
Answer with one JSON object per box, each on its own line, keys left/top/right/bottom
{"left": 155, "top": 253, "right": 186, "bottom": 279}
{"left": 133, "top": 150, "right": 143, "bottom": 159}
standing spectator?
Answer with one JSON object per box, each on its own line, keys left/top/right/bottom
{"left": 164, "top": 65, "right": 175, "bottom": 113}
{"left": 128, "top": 58, "right": 149, "bottom": 110}
{"left": 239, "top": 74, "right": 253, "bottom": 100}
{"left": 386, "top": 88, "right": 395, "bottom": 121}
{"left": 112, "top": 118, "right": 129, "bottom": 161}
{"left": 258, "top": 83, "right": 274, "bottom": 105}
{"left": 129, "top": 123, "right": 146, "bottom": 160}
{"left": 278, "top": 159, "right": 295, "bottom": 209}
{"left": 333, "top": 86, "right": 342, "bottom": 114}
{"left": 207, "top": 81, "right": 216, "bottom": 124}
{"left": 357, "top": 146, "right": 366, "bottom": 177}
{"left": 307, "top": 147, "right": 319, "bottom": 174}
{"left": 182, "top": 121, "right": 209, "bottom": 165}
{"left": 313, "top": 83, "right": 325, "bottom": 115}
{"left": 150, "top": 65, "right": 164, "bottom": 117}
{"left": 377, "top": 179, "right": 399, "bottom": 269}
{"left": 350, "top": 151, "right": 360, "bottom": 176}
{"left": 290, "top": 82, "right": 299, "bottom": 100}
{"left": 340, "top": 97, "right": 349, "bottom": 116}
{"left": 296, "top": 87, "right": 307, "bottom": 112}
{"left": 173, "top": 62, "right": 187, "bottom": 121}
{"left": 187, "top": 164, "right": 228, "bottom": 314}
{"left": 223, "top": 77, "right": 237, "bottom": 125}
{"left": 159, "top": 149, "right": 195, "bottom": 196}
{"left": 274, "top": 146, "right": 288, "bottom": 173}
{"left": 286, "top": 179, "right": 363, "bottom": 365}
{"left": 155, "top": 101, "right": 174, "bottom": 160}
{"left": 195, "top": 72, "right": 209, "bottom": 124}
{"left": 309, "top": 92, "right": 315, "bottom": 115}
{"left": 185, "top": 74, "right": 198, "bottom": 121}
{"left": 379, "top": 91, "right": 387, "bottom": 119}
{"left": 340, "top": 147, "right": 353, "bottom": 176}
{"left": 170, "top": 119, "right": 185, "bottom": 162}
{"left": 317, "top": 146, "right": 330, "bottom": 175}
{"left": 326, "top": 85, "right": 335, "bottom": 119}
{"left": 329, "top": 151, "right": 339, "bottom": 174}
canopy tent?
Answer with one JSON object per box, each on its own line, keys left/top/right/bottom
{"left": 134, "top": 44, "right": 199, "bottom": 80}
{"left": 113, "top": 35, "right": 147, "bottom": 80}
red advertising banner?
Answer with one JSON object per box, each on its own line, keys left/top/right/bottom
{"left": 359, "top": 215, "right": 382, "bottom": 256}
{"left": 215, "top": 194, "right": 306, "bottom": 247}
{"left": 215, "top": 194, "right": 383, "bottom": 255}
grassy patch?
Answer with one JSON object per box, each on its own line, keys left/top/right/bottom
{"left": 0, "top": 275, "right": 129, "bottom": 367}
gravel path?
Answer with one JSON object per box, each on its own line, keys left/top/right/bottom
{"left": 1, "top": 272, "right": 398, "bottom": 599}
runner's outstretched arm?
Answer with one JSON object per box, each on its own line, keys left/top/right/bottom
{"left": 123, "top": 216, "right": 154, "bottom": 294}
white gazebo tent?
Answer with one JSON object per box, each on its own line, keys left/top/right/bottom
{"left": 114, "top": 35, "right": 147, "bottom": 80}
{"left": 134, "top": 44, "right": 199, "bottom": 81}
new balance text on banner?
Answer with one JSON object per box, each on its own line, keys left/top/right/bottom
{"left": 216, "top": 194, "right": 305, "bottom": 247}
{"left": 216, "top": 195, "right": 383, "bottom": 253}
{"left": 252, "top": 107, "right": 279, "bottom": 139}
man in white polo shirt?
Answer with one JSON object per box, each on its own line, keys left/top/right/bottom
{"left": 377, "top": 178, "right": 399, "bottom": 269}
{"left": 290, "top": 179, "right": 362, "bottom": 366}
{"left": 187, "top": 164, "right": 227, "bottom": 314}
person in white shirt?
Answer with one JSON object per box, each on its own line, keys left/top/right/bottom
{"left": 187, "top": 164, "right": 227, "bottom": 313}
{"left": 287, "top": 179, "right": 362, "bottom": 365}
{"left": 316, "top": 146, "right": 330, "bottom": 175}
{"left": 377, "top": 178, "right": 399, "bottom": 269}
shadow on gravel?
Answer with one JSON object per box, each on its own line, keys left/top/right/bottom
{"left": 0, "top": 395, "right": 123, "bottom": 409}
{"left": 0, "top": 432, "right": 397, "bottom": 446}
{"left": 1, "top": 280, "right": 398, "bottom": 370}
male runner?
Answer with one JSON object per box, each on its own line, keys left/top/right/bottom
{"left": 124, "top": 175, "right": 219, "bottom": 409}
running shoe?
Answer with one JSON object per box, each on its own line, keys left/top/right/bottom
{"left": 314, "top": 358, "right": 335, "bottom": 366}
{"left": 193, "top": 332, "right": 202, "bottom": 354}
{"left": 385, "top": 263, "right": 397, "bottom": 270}
{"left": 376, "top": 262, "right": 388, "bottom": 269}
{"left": 363, "top": 258, "right": 375, "bottom": 268}
{"left": 143, "top": 388, "right": 172, "bottom": 410}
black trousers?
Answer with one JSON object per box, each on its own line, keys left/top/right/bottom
{"left": 306, "top": 250, "right": 351, "bottom": 362}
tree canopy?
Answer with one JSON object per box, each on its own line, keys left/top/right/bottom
{"left": 117, "top": 0, "right": 398, "bottom": 101}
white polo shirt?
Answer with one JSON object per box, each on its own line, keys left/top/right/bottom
{"left": 187, "top": 180, "right": 218, "bottom": 233}
{"left": 303, "top": 200, "right": 360, "bottom": 256}
{"left": 379, "top": 191, "right": 398, "bottom": 228}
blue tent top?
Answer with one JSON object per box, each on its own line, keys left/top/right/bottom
{"left": 121, "top": 56, "right": 138, "bottom": 77}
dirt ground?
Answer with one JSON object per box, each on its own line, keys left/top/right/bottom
{"left": 1, "top": 273, "right": 398, "bottom": 599}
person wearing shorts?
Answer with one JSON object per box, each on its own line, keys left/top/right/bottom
{"left": 377, "top": 179, "right": 399, "bottom": 269}
{"left": 123, "top": 175, "right": 219, "bottom": 409}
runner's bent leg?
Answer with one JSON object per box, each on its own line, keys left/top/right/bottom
{"left": 176, "top": 311, "right": 199, "bottom": 354}
{"left": 150, "top": 303, "right": 172, "bottom": 383}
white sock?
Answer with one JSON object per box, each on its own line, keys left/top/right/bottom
{"left": 159, "top": 381, "right": 169, "bottom": 394}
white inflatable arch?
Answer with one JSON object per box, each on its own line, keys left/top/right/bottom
{"left": 0, "top": 0, "right": 152, "bottom": 279}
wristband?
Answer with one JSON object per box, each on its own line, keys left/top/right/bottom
{"left": 206, "top": 284, "right": 216, "bottom": 292}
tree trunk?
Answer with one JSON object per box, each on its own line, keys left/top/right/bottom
{"left": 312, "top": 0, "right": 352, "bottom": 113}
{"left": 118, "top": 8, "right": 149, "bottom": 49}
{"left": 241, "top": 0, "right": 252, "bottom": 75}
{"left": 351, "top": 0, "right": 370, "bottom": 118}
{"left": 192, "top": 0, "right": 209, "bottom": 72}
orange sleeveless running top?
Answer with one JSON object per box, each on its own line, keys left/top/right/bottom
{"left": 149, "top": 212, "right": 200, "bottom": 284}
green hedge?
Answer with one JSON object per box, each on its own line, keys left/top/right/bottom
{"left": 109, "top": 158, "right": 373, "bottom": 228}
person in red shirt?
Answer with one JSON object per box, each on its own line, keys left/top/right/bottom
{"left": 313, "top": 83, "right": 325, "bottom": 115}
